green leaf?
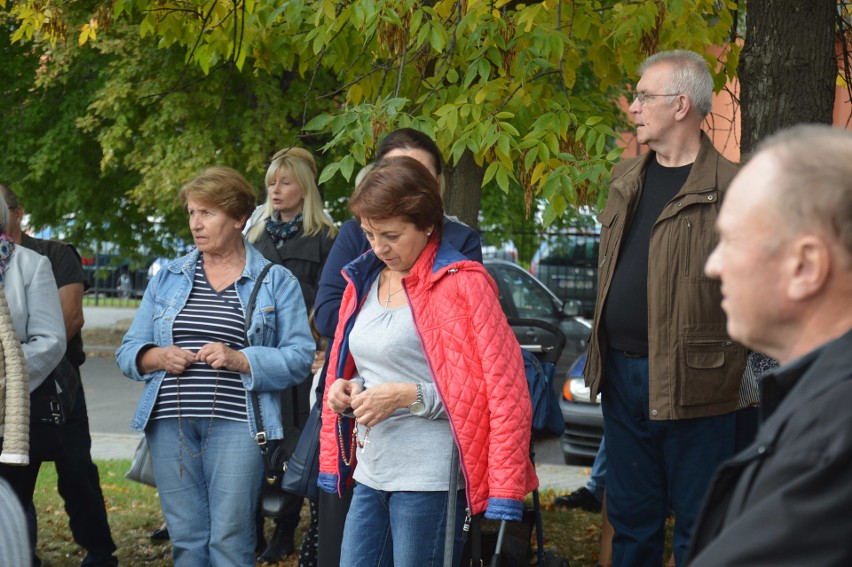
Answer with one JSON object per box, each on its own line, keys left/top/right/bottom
{"left": 305, "top": 114, "right": 336, "bottom": 132}
{"left": 430, "top": 23, "right": 446, "bottom": 52}
{"left": 318, "top": 161, "right": 342, "bottom": 185}
{"left": 482, "top": 161, "right": 500, "bottom": 186}
{"left": 339, "top": 155, "right": 355, "bottom": 181}
{"left": 497, "top": 134, "right": 511, "bottom": 159}
{"left": 524, "top": 146, "right": 538, "bottom": 171}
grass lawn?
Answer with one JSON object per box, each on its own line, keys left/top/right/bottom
{"left": 33, "top": 461, "right": 610, "bottom": 566}
{"left": 82, "top": 296, "right": 142, "bottom": 308}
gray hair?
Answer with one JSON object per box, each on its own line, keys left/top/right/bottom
{"left": 757, "top": 124, "right": 852, "bottom": 260}
{"left": 638, "top": 50, "right": 714, "bottom": 117}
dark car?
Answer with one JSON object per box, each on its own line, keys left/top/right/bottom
{"left": 559, "top": 351, "right": 604, "bottom": 464}
{"left": 484, "top": 259, "right": 592, "bottom": 376}
{"left": 529, "top": 230, "right": 600, "bottom": 317}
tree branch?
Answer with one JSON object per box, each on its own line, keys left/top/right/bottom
{"left": 411, "top": 0, "right": 462, "bottom": 114}
{"left": 492, "top": 69, "right": 560, "bottom": 116}
{"left": 393, "top": 39, "right": 408, "bottom": 98}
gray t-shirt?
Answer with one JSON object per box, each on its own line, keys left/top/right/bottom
{"left": 348, "top": 277, "right": 456, "bottom": 491}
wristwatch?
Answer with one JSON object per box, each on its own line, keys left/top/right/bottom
{"left": 409, "top": 384, "right": 426, "bottom": 416}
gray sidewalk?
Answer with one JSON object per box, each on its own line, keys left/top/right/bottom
{"left": 84, "top": 306, "right": 138, "bottom": 329}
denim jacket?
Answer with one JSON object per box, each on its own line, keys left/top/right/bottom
{"left": 116, "top": 241, "right": 314, "bottom": 441}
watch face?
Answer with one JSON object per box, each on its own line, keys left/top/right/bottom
{"left": 409, "top": 401, "right": 427, "bottom": 416}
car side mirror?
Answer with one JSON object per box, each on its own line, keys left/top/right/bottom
{"left": 563, "top": 300, "right": 582, "bottom": 317}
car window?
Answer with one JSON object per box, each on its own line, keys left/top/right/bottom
{"left": 493, "top": 266, "right": 554, "bottom": 319}
{"left": 542, "top": 234, "right": 599, "bottom": 265}
{"left": 485, "top": 267, "right": 513, "bottom": 317}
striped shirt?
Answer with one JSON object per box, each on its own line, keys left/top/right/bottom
{"left": 151, "top": 257, "right": 248, "bottom": 422}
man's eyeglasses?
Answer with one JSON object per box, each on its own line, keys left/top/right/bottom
{"left": 634, "top": 92, "right": 680, "bottom": 106}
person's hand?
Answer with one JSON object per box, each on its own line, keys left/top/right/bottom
{"left": 327, "top": 379, "right": 363, "bottom": 415}
{"left": 350, "top": 383, "right": 413, "bottom": 427}
{"left": 157, "top": 346, "right": 195, "bottom": 375}
{"left": 195, "top": 342, "right": 249, "bottom": 373}
{"left": 311, "top": 350, "right": 326, "bottom": 374}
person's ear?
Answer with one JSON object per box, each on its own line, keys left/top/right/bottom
{"left": 787, "top": 235, "right": 831, "bottom": 301}
{"left": 674, "top": 94, "right": 691, "bottom": 121}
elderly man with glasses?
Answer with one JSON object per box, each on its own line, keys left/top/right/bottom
{"left": 584, "top": 50, "right": 747, "bottom": 566}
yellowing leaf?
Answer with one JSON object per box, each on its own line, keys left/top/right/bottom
{"left": 531, "top": 161, "right": 546, "bottom": 184}
{"left": 78, "top": 23, "right": 91, "bottom": 46}
{"left": 349, "top": 83, "right": 364, "bottom": 104}
{"left": 474, "top": 87, "right": 488, "bottom": 104}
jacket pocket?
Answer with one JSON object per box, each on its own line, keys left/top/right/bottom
{"left": 680, "top": 217, "right": 717, "bottom": 282}
{"left": 678, "top": 335, "right": 743, "bottom": 407}
{"left": 151, "top": 301, "right": 172, "bottom": 344}
{"left": 596, "top": 207, "right": 621, "bottom": 279}
{"left": 256, "top": 306, "right": 277, "bottom": 345}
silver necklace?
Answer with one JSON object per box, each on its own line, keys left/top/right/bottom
{"left": 206, "top": 255, "right": 244, "bottom": 292}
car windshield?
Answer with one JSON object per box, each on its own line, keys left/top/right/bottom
{"left": 491, "top": 264, "right": 555, "bottom": 319}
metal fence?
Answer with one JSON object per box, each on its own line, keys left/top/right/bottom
{"left": 84, "top": 266, "right": 149, "bottom": 307}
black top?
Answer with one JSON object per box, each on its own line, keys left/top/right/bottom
{"left": 251, "top": 225, "right": 335, "bottom": 313}
{"left": 602, "top": 159, "right": 691, "bottom": 353}
{"left": 21, "top": 234, "right": 88, "bottom": 368}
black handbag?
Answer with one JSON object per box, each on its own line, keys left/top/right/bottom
{"left": 257, "top": 386, "right": 302, "bottom": 518}
{"left": 280, "top": 395, "right": 322, "bottom": 501}
{"left": 27, "top": 356, "right": 81, "bottom": 461}
{"left": 245, "top": 263, "right": 304, "bottom": 518}
{"left": 30, "top": 355, "right": 79, "bottom": 426}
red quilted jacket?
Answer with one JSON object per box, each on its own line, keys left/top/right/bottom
{"left": 318, "top": 239, "right": 539, "bottom": 520}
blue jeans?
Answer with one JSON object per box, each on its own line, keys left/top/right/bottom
{"left": 340, "top": 483, "right": 467, "bottom": 567}
{"left": 587, "top": 436, "right": 606, "bottom": 502}
{"left": 602, "top": 350, "right": 735, "bottom": 567}
{"left": 147, "top": 417, "right": 264, "bottom": 567}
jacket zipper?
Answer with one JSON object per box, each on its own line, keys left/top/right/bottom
{"left": 404, "top": 268, "right": 475, "bottom": 521}
{"left": 333, "top": 268, "right": 372, "bottom": 495}
{"left": 685, "top": 218, "right": 693, "bottom": 277}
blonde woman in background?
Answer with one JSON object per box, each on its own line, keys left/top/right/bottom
{"left": 248, "top": 147, "right": 336, "bottom": 565}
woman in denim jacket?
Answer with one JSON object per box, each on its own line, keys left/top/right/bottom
{"left": 116, "top": 166, "right": 314, "bottom": 566}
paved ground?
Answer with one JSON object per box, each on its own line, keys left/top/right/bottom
{"left": 82, "top": 306, "right": 590, "bottom": 494}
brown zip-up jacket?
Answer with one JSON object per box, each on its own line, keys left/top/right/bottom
{"left": 585, "top": 132, "right": 747, "bottom": 420}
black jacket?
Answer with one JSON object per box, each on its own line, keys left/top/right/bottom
{"left": 687, "top": 329, "right": 852, "bottom": 566}
{"left": 251, "top": 226, "right": 335, "bottom": 313}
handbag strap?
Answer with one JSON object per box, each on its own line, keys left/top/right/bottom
{"left": 444, "top": 443, "right": 461, "bottom": 566}
{"left": 245, "top": 263, "right": 274, "bottom": 450}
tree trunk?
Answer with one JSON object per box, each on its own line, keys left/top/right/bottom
{"left": 443, "top": 149, "right": 484, "bottom": 229}
{"left": 738, "top": 0, "right": 837, "bottom": 157}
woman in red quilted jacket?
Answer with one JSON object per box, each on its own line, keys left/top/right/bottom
{"left": 318, "top": 156, "right": 538, "bottom": 566}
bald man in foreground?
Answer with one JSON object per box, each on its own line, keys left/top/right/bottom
{"left": 687, "top": 124, "right": 852, "bottom": 566}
